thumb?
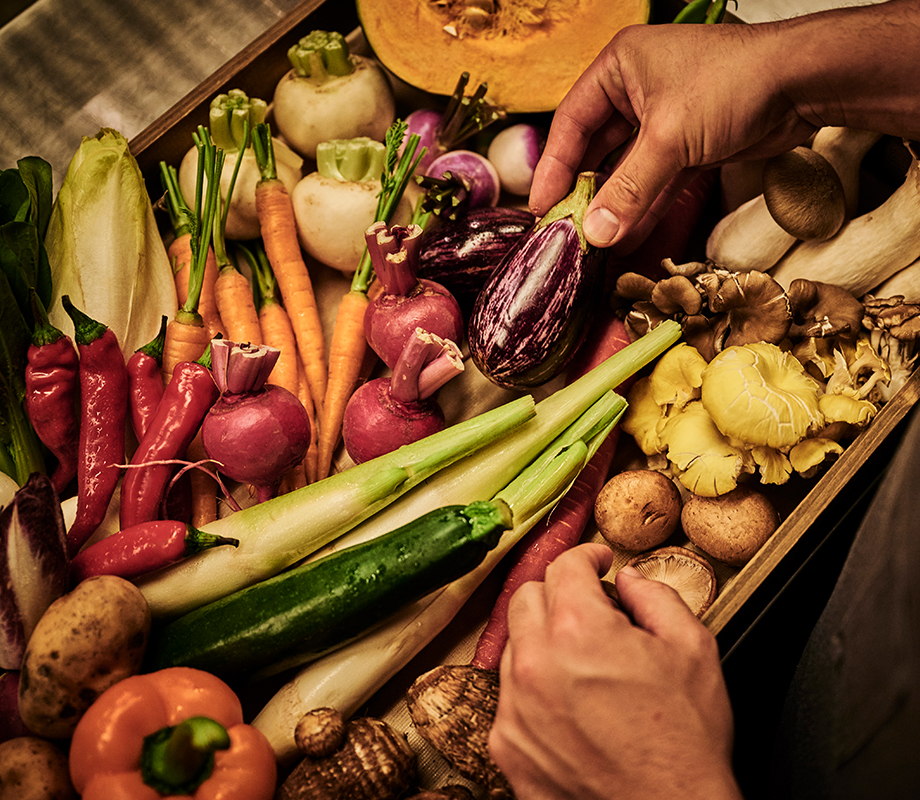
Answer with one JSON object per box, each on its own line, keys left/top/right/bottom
{"left": 584, "top": 134, "right": 683, "bottom": 248}
{"left": 614, "top": 565, "right": 705, "bottom": 646}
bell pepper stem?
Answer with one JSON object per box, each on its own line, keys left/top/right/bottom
{"left": 141, "top": 715, "right": 231, "bottom": 795}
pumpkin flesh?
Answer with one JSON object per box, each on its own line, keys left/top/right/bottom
{"left": 357, "top": 0, "right": 651, "bottom": 113}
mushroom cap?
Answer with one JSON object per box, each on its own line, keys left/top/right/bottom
{"left": 594, "top": 469, "right": 682, "bottom": 551}
{"left": 701, "top": 343, "right": 824, "bottom": 450}
{"left": 625, "top": 546, "right": 718, "bottom": 617}
{"left": 681, "top": 486, "right": 780, "bottom": 567}
{"left": 762, "top": 146, "right": 847, "bottom": 241}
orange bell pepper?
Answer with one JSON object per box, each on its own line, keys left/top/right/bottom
{"left": 68, "top": 666, "right": 276, "bottom": 800}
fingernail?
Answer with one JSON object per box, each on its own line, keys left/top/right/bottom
{"left": 618, "top": 565, "right": 642, "bottom": 579}
{"left": 584, "top": 207, "right": 620, "bottom": 246}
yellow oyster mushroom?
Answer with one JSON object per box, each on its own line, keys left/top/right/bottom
{"left": 789, "top": 437, "right": 845, "bottom": 477}
{"left": 649, "top": 343, "right": 708, "bottom": 409}
{"left": 658, "top": 401, "right": 750, "bottom": 497}
{"left": 701, "top": 343, "right": 825, "bottom": 450}
{"left": 622, "top": 377, "right": 666, "bottom": 456}
{"left": 818, "top": 391, "right": 878, "bottom": 427}
{"left": 752, "top": 445, "right": 793, "bottom": 485}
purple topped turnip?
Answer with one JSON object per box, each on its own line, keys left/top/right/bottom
{"left": 468, "top": 172, "right": 604, "bottom": 390}
{"left": 342, "top": 329, "right": 464, "bottom": 464}
{"left": 487, "top": 122, "right": 547, "bottom": 196}
{"left": 419, "top": 150, "right": 501, "bottom": 220}
{"left": 401, "top": 72, "right": 505, "bottom": 175}
{"left": 201, "top": 340, "right": 311, "bottom": 504}
{"left": 272, "top": 30, "right": 396, "bottom": 160}
{"left": 364, "top": 221, "right": 465, "bottom": 369}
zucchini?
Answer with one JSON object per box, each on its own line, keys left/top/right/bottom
{"left": 146, "top": 499, "right": 513, "bottom": 682}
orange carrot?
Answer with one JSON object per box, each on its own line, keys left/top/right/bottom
{"left": 160, "top": 161, "right": 227, "bottom": 342}
{"left": 297, "top": 360, "right": 318, "bottom": 485}
{"left": 239, "top": 240, "right": 300, "bottom": 395}
{"left": 170, "top": 235, "right": 226, "bottom": 342}
{"left": 214, "top": 263, "right": 262, "bottom": 347}
{"left": 187, "top": 431, "right": 218, "bottom": 526}
{"left": 251, "top": 124, "right": 327, "bottom": 413}
{"left": 158, "top": 147, "right": 224, "bottom": 385}
{"left": 317, "top": 288, "right": 369, "bottom": 479}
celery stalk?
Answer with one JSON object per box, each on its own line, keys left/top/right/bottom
{"left": 253, "top": 394, "right": 625, "bottom": 763}
{"left": 137, "top": 394, "right": 537, "bottom": 617}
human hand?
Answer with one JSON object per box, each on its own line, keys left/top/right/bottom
{"left": 529, "top": 20, "right": 817, "bottom": 252}
{"left": 489, "top": 542, "right": 742, "bottom": 800}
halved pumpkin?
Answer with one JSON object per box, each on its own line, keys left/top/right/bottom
{"left": 357, "top": 0, "right": 651, "bottom": 113}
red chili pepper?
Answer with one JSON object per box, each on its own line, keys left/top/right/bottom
{"left": 119, "top": 349, "right": 219, "bottom": 530}
{"left": 62, "top": 296, "right": 129, "bottom": 558}
{"left": 24, "top": 292, "right": 80, "bottom": 495}
{"left": 69, "top": 520, "right": 238, "bottom": 583}
{"left": 127, "top": 315, "right": 168, "bottom": 442}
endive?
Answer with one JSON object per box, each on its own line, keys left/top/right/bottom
{"left": 45, "top": 128, "right": 178, "bottom": 358}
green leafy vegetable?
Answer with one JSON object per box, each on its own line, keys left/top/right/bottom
{"left": 0, "top": 157, "right": 54, "bottom": 485}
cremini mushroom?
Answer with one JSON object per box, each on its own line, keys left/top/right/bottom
{"left": 681, "top": 486, "right": 780, "bottom": 567}
{"left": 762, "top": 145, "right": 847, "bottom": 241}
{"left": 624, "top": 546, "right": 718, "bottom": 617}
{"left": 594, "top": 469, "right": 683, "bottom": 551}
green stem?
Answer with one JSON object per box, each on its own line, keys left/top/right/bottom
{"left": 141, "top": 716, "right": 231, "bottom": 795}
{"left": 536, "top": 171, "right": 597, "bottom": 251}
{"left": 207, "top": 89, "right": 266, "bottom": 152}
{"left": 61, "top": 296, "right": 107, "bottom": 346}
{"left": 287, "top": 30, "right": 354, "bottom": 80}
{"left": 351, "top": 124, "right": 427, "bottom": 294}
{"left": 136, "top": 315, "right": 168, "bottom": 363}
{"left": 250, "top": 122, "right": 277, "bottom": 182}
{"left": 159, "top": 162, "right": 194, "bottom": 241}
{"left": 186, "top": 525, "right": 239, "bottom": 556}
{"left": 436, "top": 72, "right": 505, "bottom": 150}
{"left": 315, "top": 138, "right": 386, "bottom": 184}
{"left": 29, "top": 289, "right": 65, "bottom": 348}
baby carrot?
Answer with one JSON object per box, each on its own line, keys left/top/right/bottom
{"left": 251, "top": 123, "right": 327, "bottom": 412}
{"left": 238, "top": 240, "right": 300, "bottom": 395}
{"left": 160, "top": 133, "right": 225, "bottom": 384}
{"left": 160, "top": 162, "right": 226, "bottom": 342}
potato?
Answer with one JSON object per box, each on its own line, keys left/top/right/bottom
{"left": 18, "top": 575, "right": 150, "bottom": 739}
{"left": 594, "top": 469, "right": 682, "bottom": 551}
{"left": 0, "top": 736, "right": 76, "bottom": 800}
{"left": 681, "top": 486, "right": 779, "bottom": 566}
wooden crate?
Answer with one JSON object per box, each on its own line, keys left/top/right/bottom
{"left": 127, "top": 0, "right": 919, "bottom": 658}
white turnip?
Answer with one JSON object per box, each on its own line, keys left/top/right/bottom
{"left": 177, "top": 89, "right": 302, "bottom": 241}
{"left": 272, "top": 30, "right": 395, "bottom": 160}
{"left": 291, "top": 137, "right": 413, "bottom": 274}
{"left": 342, "top": 329, "right": 464, "bottom": 464}
{"left": 363, "top": 221, "right": 465, "bottom": 368}
{"left": 201, "top": 340, "right": 311, "bottom": 503}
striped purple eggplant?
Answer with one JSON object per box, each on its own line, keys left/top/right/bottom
{"left": 468, "top": 172, "right": 604, "bottom": 389}
{"left": 417, "top": 206, "right": 535, "bottom": 304}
